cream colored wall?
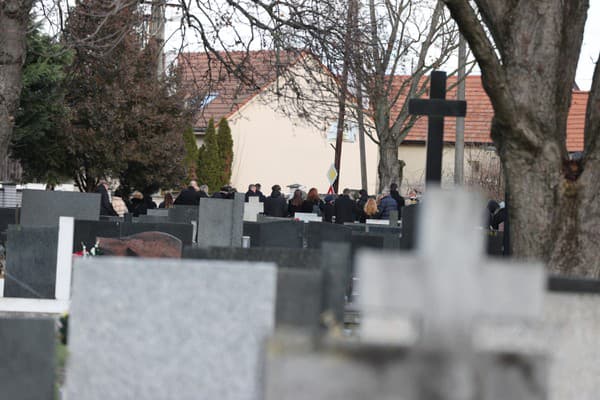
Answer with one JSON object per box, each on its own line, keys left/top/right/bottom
{"left": 224, "top": 59, "right": 379, "bottom": 194}
{"left": 398, "top": 143, "right": 500, "bottom": 195}
{"left": 228, "top": 99, "right": 379, "bottom": 194}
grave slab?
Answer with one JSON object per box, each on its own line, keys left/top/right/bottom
{"left": 66, "top": 257, "right": 276, "bottom": 400}
{"left": 197, "top": 194, "right": 244, "bottom": 247}
{"left": 121, "top": 222, "right": 194, "bottom": 245}
{"left": 0, "top": 317, "right": 56, "bottom": 400}
{"left": 20, "top": 189, "right": 100, "bottom": 226}
{"left": 98, "top": 231, "right": 182, "bottom": 258}
{"left": 276, "top": 268, "right": 323, "bottom": 330}
{"left": 306, "top": 222, "right": 352, "bottom": 249}
{"left": 244, "top": 221, "right": 304, "bottom": 248}
{"left": 4, "top": 225, "right": 58, "bottom": 299}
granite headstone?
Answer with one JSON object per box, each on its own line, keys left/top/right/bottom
{"left": 66, "top": 257, "right": 276, "bottom": 400}
{"left": 4, "top": 225, "right": 58, "bottom": 299}
{"left": 0, "top": 317, "right": 56, "bottom": 400}
{"left": 196, "top": 194, "right": 244, "bottom": 247}
{"left": 20, "top": 189, "right": 101, "bottom": 226}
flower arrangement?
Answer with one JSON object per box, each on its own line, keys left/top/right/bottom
{"left": 73, "top": 241, "right": 103, "bottom": 257}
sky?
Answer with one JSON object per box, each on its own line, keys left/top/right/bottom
{"left": 163, "top": 2, "right": 599, "bottom": 90}
{"left": 577, "top": 0, "right": 600, "bottom": 90}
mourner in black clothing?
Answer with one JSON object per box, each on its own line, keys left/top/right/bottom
{"left": 264, "top": 185, "right": 287, "bottom": 217}
{"left": 288, "top": 189, "right": 304, "bottom": 216}
{"left": 322, "top": 195, "right": 336, "bottom": 223}
{"left": 255, "top": 183, "right": 266, "bottom": 202}
{"left": 245, "top": 184, "right": 260, "bottom": 202}
{"left": 334, "top": 188, "right": 358, "bottom": 224}
{"left": 95, "top": 180, "right": 117, "bottom": 216}
{"left": 301, "top": 187, "right": 324, "bottom": 214}
{"left": 174, "top": 180, "right": 201, "bottom": 206}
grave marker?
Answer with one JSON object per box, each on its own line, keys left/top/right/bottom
{"left": 0, "top": 317, "right": 56, "bottom": 400}
{"left": 409, "top": 71, "right": 467, "bottom": 184}
{"left": 197, "top": 193, "right": 244, "bottom": 247}
{"left": 20, "top": 189, "right": 101, "bottom": 226}
{"left": 66, "top": 257, "right": 276, "bottom": 400}
{"left": 243, "top": 196, "right": 264, "bottom": 222}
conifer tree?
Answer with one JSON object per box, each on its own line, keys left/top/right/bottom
{"left": 196, "top": 118, "right": 222, "bottom": 192}
{"left": 217, "top": 118, "right": 233, "bottom": 185}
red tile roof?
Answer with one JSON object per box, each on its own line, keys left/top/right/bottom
{"left": 178, "top": 50, "right": 302, "bottom": 129}
{"left": 391, "top": 75, "right": 587, "bottom": 152}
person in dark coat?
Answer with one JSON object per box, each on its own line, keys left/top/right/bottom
{"left": 255, "top": 183, "right": 266, "bottom": 202}
{"left": 301, "top": 187, "right": 324, "bottom": 215}
{"left": 288, "top": 189, "right": 304, "bottom": 217}
{"left": 174, "top": 180, "right": 201, "bottom": 206}
{"left": 211, "top": 186, "right": 231, "bottom": 199}
{"left": 390, "top": 183, "right": 405, "bottom": 214}
{"left": 334, "top": 188, "right": 358, "bottom": 224}
{"left": 129, "top": 191, "right": 148, "bottom": 217}
{"left": 322, "top": 194, "right": 336, "bottom": 223}
{"left": 264, "top": 185, "right": 287, "bottom": 217}
{"left": 378, "top": 189, "right": 398, "bottom": 219}
{"left": 95, "top": 180, "right": 118, "bottom": 216}
{"left": 159, "top": 193, "right": 174, "bottom": 209}
{"left": 245, "top": 184, "right": 260, "bottom": 202}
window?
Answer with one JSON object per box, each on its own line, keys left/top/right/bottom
{"left": 326, "top": 121, "right": 358, "bottom": 143}
{"left": 188, "top": 92, "right": 219, "bottom": 110}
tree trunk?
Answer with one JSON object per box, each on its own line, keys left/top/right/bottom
{"left": 442, "top": 0, "right": 597, "bottom": 276}
{"left": 0, "top": 0, "right": 32, "bottom": 181}
{"left": 377, "top": 137, "right": 404, "bottom": 192}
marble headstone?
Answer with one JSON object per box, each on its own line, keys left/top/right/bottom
{"left": 66, "top": 257, "right": 276, "bottom": 400}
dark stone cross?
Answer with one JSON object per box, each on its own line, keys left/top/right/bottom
{"left": 409, "top": 70, "right": 467, "bottom": 183}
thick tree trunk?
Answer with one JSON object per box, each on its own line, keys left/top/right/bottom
{"left": 0, "top": 0, "right": 32, "bottom": 181}
{"left": 443, "top": 0, "right": 598, "bottom": 276}
{"left": 377, "top": 137, "right": 404, "bottom": 193}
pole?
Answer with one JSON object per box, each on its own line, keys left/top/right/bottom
{"left": 149, "top": 0, "right": 166, "bottom": 78}
{"left": 454, "top": 34, "right": 466, "bottom": 185}
{"left": 333, "top": 0, "right": 354, "bottom": 194}
{"left": 351, "top": 0, "right": 368, "bottom": 191}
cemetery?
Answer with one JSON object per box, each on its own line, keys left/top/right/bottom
{"left": 1, "top": 1, "right": 599, "bottom": 399}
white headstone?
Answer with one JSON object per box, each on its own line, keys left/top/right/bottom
{"left": 357, "top": 188, "right": 545, "bottom": 349}
{"left": 243, "top": 197, "right": 264, "bottom": 222}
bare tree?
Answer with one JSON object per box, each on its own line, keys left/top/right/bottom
{"left": 175, "top": 0, "right": 463, "bottom": 192}
{"left": 442, "top": 0, "right": 599, "bottom": 276}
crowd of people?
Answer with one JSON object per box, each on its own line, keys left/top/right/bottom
{"left": 258, "top": 183, "right": 419, "bottom": 224}
{"left": 95, "top": 178, "right": 423, "bottom": 224}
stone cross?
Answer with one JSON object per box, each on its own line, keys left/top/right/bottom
{"left": 243, "top": 196, "right": 264, "bottom": 222}
{"left": 409, "top": 71, "right": 467, "bottom": 184}
{"left": 357, "top": 187, "right": 545, "bottom": 350}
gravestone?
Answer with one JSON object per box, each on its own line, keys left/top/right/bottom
{"left": 409, "top": 70, "right": 467, "bottom": 184}
{"left": 265, "top": 333, "right": 546, "bottom": 400}
{"left": 121, "top": 222, "right": 194, "bottom": 245}
{"left": 294, "top": 212, "right": 322, "bottom": 223}
{"left": 168, "top": 205, "right": 198, "bottom": 224}
{"left": 196, "top": 193, "right": 244, "bottom": 247}
{"left": 244, "top": 221, "right": 304, "bottom": 248}
{"left": 136, "top": 214, "right": 169, "bottom": 223}
{"left": 356, "top": 188, "right": 545, "bottom": 398}
{"left": 98, "top": 231, "right": 182, "bottom": 258}
{"left": 20, "top": 189, "right": 101, "bottom": 226}
{"left": 0, "top": 317, "right": 56, "bottom": 400}
{"left": 66, "top": 257, "right": 276, "bottom": 400}
{"left": 306, "top": 222, "right": 352, "bottom": 249}
{"left": 400, "top": 204, "right": 419, "bottom": 249}
{"left": 147, "top": 209, "right": 169, "bottom": 217}
{"left": 4, "top": 225, "right": 59, "bottom": 299}
{"left": 73, "top": 220, "right": 120, "bottom": 252}
{"left": 478, "top": 276, "right": 600, "bottom": 400}
{"left": 183, "top": 246, "right": 321, "bottom": 269}
{"left": 276, "top": 268, "right": 323, "bottom": 330}
{"left": 320, "top": 242, "right": 352, "bottom": 324}
{"left": 0, "top": 207, "right": 18, "bottom": 243}
{"left": 243, "top": 197, "right": 264, "bottom": 222}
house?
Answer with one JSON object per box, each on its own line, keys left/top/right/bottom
{"left": 178, "top": 50, "right": 380, "bottom": 194}
{"left": 391, "top": 75, "right": 588, "bottom": 193}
